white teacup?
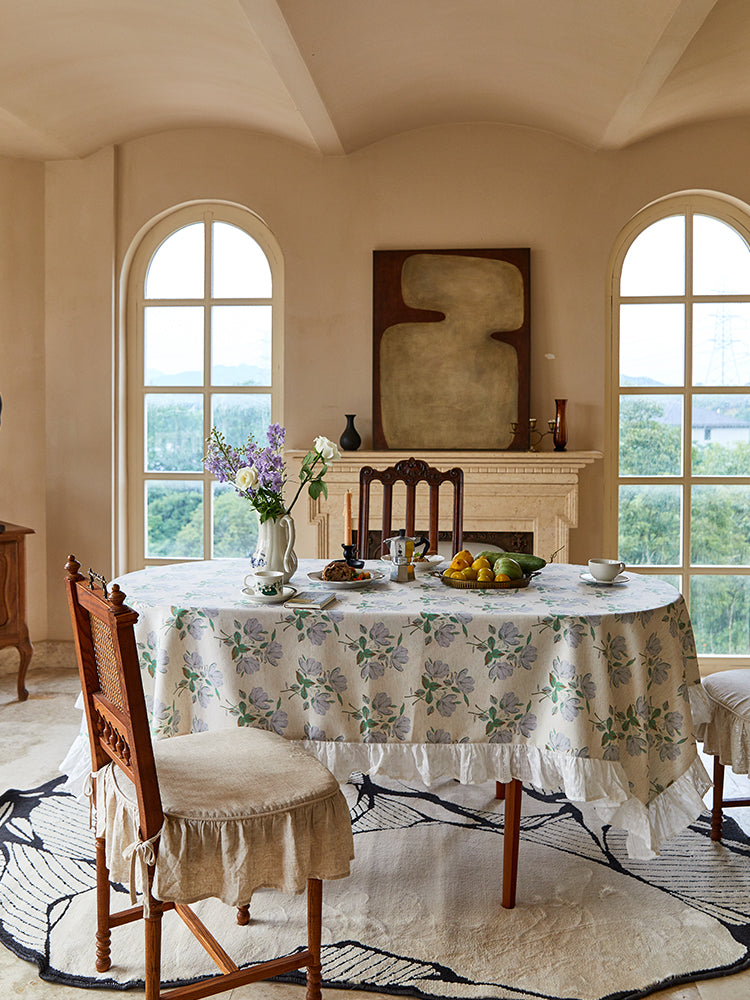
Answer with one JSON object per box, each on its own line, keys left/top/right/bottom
{"left": 245, "top": 569, "right": 284, "bottom": 597}
{"left": 588, "top": 558, "right": 626, "bottom": 582}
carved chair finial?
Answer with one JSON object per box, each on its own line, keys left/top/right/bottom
{"left": 65, "top": 554, "right": 84, "bottom": 581}
{"left": 109, "top": 583, "right": 127, "bottom": 609}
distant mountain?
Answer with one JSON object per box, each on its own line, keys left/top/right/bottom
{"left": 147, "top": 363, "right": 270, "bottom": 387}
{"left": 620, "top": 375, "right": 665, "bottom": 387}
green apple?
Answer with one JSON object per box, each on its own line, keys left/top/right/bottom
{"left": 493, "top": 556, "right": 523, "bottom": 580}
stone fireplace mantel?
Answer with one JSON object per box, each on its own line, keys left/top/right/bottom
{"left": 285, "top": 450, "right": 601, "bottom": 562}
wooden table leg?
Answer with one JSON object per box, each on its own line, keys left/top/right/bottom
{"left": 16, "top": 634, "right": 33, "bottom": 702}
{"left": 502, "top": 778, "right": 522, "bottom": 909}
{"left": 495, "top": 780, "right": 506, "bottom": 800}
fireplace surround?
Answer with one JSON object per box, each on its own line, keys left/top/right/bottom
{"left": 286, "top": 450, "right": 601, "bottom": 562}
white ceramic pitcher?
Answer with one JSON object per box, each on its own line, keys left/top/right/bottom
{"left": 251, "top": 513, "right": 298, "bottom": 584}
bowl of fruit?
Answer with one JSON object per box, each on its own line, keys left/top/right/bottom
{"left": 436, "top": 549, "right": 545, "bottom": 589}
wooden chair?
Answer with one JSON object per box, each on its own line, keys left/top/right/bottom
{"left": 695, "top": 669, "right": 750, "bottom": 841}
{"left": 64, "top": 555, "right": 353, "bottom": 1000}
{"left": 357, "top": 457, "right": 464, "bottom": 560}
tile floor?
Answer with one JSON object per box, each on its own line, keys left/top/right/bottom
{"left": 1, "top": 653, "right": 749, "bottom": 1000}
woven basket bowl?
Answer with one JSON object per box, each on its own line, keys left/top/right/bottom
{"left": 432, "top": 571, "right": 535, "bottom": 590}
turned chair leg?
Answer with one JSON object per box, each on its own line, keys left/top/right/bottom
{"left": 305, "top": 878, "right": 323, "bottom": 1000}
{"left": 95, "top": 835, "right": 112, "bottom": 972}
{"left": 144, "top": 873, "right": 163, "bottom": 1000}
{"left": 495, "top": 781, "right": 506, "bottom": 800}
{"left": 711, "top": 756, "right": 725, "bottom": 842}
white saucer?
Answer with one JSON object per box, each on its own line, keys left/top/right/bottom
{"left": 241, "top": 585, "right": 297, "bottom": 604}
{"left": 580, "top": 572, "right": 628, "bottom": 586}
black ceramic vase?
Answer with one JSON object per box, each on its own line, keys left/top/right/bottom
{"left": 339, "top": 414, "right": 361, "bottom": 451}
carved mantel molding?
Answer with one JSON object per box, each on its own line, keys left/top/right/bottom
{"left": 285, "top": 450, "right": 602, "bottom": 562}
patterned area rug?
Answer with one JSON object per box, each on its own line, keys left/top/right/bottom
{"left": 1, "top": 772, "right": 749, "bottom": 1000}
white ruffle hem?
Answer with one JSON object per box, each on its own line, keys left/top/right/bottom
{"left": 63, "top": 731, "right": 711, "bottom": 864}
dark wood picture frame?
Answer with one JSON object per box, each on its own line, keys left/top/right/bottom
{"left": 373, "top": 248, "right": 530, "bottom": 450}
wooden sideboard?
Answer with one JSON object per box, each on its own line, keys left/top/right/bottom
{"left": 0, "top": 521, "right": 34, "bottom": 701}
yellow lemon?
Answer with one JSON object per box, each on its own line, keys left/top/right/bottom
{"left": 476, "top": 568, "right": 494, "bottom": 582}
{"left": 449, "top": 556, "right": 471, "bottom": 571}
{"left": 472, "top": 556, "right": 491, "bottom": 571}
{"left": 461, "top": 566, "right": 478, "bottom": 581}
{"left": 455, "top": 549, "right": 474, "bottom": 564}
{"left": 494, "top": 572, "right": 510, "bottom": 582}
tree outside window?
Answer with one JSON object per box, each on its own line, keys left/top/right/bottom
{"left": 612, "top": 198, "right": 750, "bottom": 661}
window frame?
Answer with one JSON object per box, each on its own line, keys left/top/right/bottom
{"left": 120, "top": 202, "right": 284, "bottom": 572}
{"left": 606, "top": 191, "right": 750, "bottom": 670}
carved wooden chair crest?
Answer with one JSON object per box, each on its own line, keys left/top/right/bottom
{"left": 357, "top": 457, "right": 464, "bottom": 559}
{"left": 64, "top": 555, "right": 354, "bottom": 1000}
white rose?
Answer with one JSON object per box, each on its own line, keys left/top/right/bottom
{"left": 314, "top": 435, "right": 341, "bottom": 463}
{"left": 235, "top": 466, "right": 259, "bottom": 491}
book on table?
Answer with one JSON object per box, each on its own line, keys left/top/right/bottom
{"left": 284, "top": 590, "right": 337, "bottom": 610}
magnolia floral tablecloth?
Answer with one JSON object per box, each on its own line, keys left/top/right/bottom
{"left": 62, "top": 559, "right": 711, "bottom": 858}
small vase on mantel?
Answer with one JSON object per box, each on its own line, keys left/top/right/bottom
{"left": 553, "top": 399, "right": 568, "bottom": 451}
{"left": 339, "top": 414, "right": 362, "bottom": 451}
{"left": 251, "top": 512, "right": 298, "bottom": 584}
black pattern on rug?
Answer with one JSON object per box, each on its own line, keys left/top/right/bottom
{"left": 1, "top": 773, "right": 750, "bottom": 1000}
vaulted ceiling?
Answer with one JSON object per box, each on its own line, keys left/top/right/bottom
{"left": 1, "top": 0, "right": 747, "bottom": 161}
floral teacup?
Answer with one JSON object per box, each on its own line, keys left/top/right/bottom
{"left": 245, "top": 569, "right": 284, "bottom": 597}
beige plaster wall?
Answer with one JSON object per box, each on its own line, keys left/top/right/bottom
{"left": 44, "top": 147, "right": 115, "bottom": 636}
{"left": 0, "top": 157, "right": 45, "bottom": 637}
{"left": 9, "top": 115, "right": 750, "bottom": 640}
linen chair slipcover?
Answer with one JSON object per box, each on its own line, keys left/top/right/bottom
{"left": 693, "top": 668, "right": 750, "bottom": 841}
{"left": 65, "top": 555, "right": 354, "bottom": 1000}
{"left": 357, "top": 456, "right": 464, "bottom": 560}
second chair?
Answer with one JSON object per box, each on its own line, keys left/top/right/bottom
{"left": 357, "top": 457, "right": 464, "bottom": 560}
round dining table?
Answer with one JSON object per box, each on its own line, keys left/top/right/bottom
{"left": 62, "top": 557, "right": 711, "bottom": 905}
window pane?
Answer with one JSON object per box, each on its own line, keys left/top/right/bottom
{"left": 211, "top": 393, "right": 271, "bottom": 444}
{"left": 619, "top": 395, "right": 682, "bottom": 476}
{"left": 690, "top": 575, "right": 750, "bottom": 655}
{"left": 212, "top": 222, "right": 271, "bottom": 298}
{"left": 145, "top": 223, "right": 204, "bottom": 298}
{"left": 620, "top": 216, "right": 685, "bottom": 296}
{"left": 651, "top": 574, "right": 682, "bottom": 592}
{"left": 620, "top": 304, "right": 684, "bottom": 386}
{"left": 692, "top": 393, "right": 750, "bottom": 474}
{"left": 693, "top": 215, "right": 750, "bottom": 295}
{"left": 212, "top": 482, "right": 259, "bottom": 558}
{"left": 146, "top": 394, "right": 203, "bottom": 472}
{"left": 146, "top": 482, "right": 203, "bottom": 559}
{"left": 211, "top": 306, "right": 272, "bottom": 386}
{"left": 693, "top": 303, "right": 750, "bottom": 386}
{"left": 619, "top": 484, "right": 681, "bottom": 566}
{"left": 691, "top": 485, "right": 750, "bottom": 565}
{"left": 145, "top": 306, "right": 204, "bottom": 386}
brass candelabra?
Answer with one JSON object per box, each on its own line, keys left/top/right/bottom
{"left": 511, "top": 418, "right": 555, "bottom": 452}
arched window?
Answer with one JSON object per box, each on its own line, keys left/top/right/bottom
{"left": 608, "top": 193, "right": 750, "bottom": 664}
{"left": 123, "top": 203, "right": 283, "bottom": 568}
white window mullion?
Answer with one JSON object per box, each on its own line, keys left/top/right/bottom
{"left": 122, "top": 202, "right": 284, "bottom": 572}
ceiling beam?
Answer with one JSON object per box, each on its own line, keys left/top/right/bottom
{"left": 601, "top": 0, "right": 719, "bottom": 148}
{"left": 238, "top": 0, "right": 344, "bottom": 155}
